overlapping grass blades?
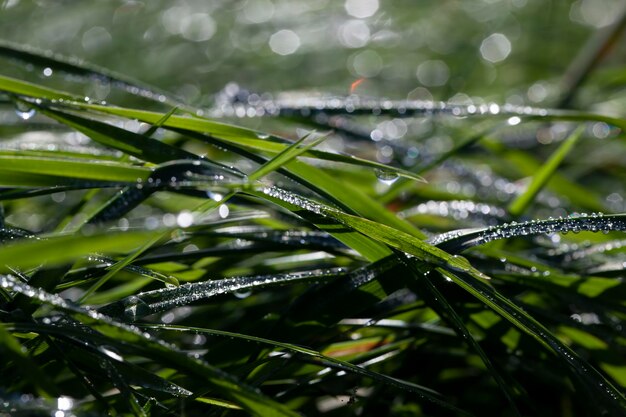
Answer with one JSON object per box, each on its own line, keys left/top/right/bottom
{"left": 1, "top": 37, "right": 626, "bottom": 417}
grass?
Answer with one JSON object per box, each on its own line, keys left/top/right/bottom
{"left": 1, "top": 4, "right": 626, "bottom": 417}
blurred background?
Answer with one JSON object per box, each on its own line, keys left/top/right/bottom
{"left": 1, "top": 0, "right": 625, "bottom": 110}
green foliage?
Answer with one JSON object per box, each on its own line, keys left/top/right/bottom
{"left": 1, "top": 3, "right": 626, "bottom": 417}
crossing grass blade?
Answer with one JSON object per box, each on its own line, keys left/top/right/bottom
{"left": 2, "top": 19, "right": 626, "bottom": 416}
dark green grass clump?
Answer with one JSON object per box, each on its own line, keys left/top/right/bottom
{"left": 1, "top": 22, "right": 626, "bottom": 417}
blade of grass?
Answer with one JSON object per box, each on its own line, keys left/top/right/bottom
{"left": 247, "top": 131, "right": 329, "bottom": 182}
{"left": 299, "top": 203, "right": 626, "bottom": 413}
{"left": 0, "top": 324, "right": 59, "bottom": 397}
{"left": 0, "top": 275, "right": 301, "bottom": 417}
{"left": 508, "top": 125, "right": 585, "bottom": 217}
{"left": 0, "top": 230, "right": 161, "bottom": 273}
{"left": 0, "top": 41, "right": 186, "bottom": 108}
{"left": 142, "top": 323, "right": 472, "bottom": 415}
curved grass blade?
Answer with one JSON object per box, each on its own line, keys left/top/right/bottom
{"left": 301, "top": 207, "right": 626, "bottom": 413}
{"left": 247, "top": 131, "right": 329, "bottom": 182}
{"left": 208, "top": 92, "right": 626, "bottom": 130}
{"left": 436, "top": 267, "right": 626, "bottom": 415}
{"left": 71, "top": 104, "right": 427, "bottom": 183}
{"left": 32, "top": 321, "right": 194, "bottom": 398}
{"left": 7, "top": 93, "right": 426, "bottom": 237}
{"left": 34, "top": 106, "right": 199, "bottom": 164}
{"left": 142, "top": 323, "right": 472, "bottom": 416}
{"left": 98, "top": 268, "right": 347, "bottom": 321}
{"left": 250, "top": 187, "right": 393, "bottom": 262}
{"left": 0, "top": 40, "right": 186, "bottom": 108}
{"left": 507, "top": 126, "right": 585, "bottom": 217}
{"left": 0, "top": 275, "right": 300, "bottom": 417}
{"left": 85, "top": 133, "right": 330, "bottom": 304}
{"left": 431, "top": 213, "right": 626, "bottom": 253}
{"left": 79, "top": 234, "right": 168, "bottom": 304}
{"left": 0, "top": 324, "right": 59, "bottom": 397}
{"left": 401, "top": 255, "right": 522, "bottom": 417}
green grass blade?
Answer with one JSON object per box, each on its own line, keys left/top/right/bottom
{"left": 0, "top": 275, "right": 301, "bottom": 417}
{"left": 0, "top": 74, "right": 80, "bottom": 101}
{"left": 0, "top": 324, "right": 59, "bottom": 397}
{"left": 403, "top": 258, "right": 522, "bottom": 417}
{"left": 143, "top": 323, "right": 472, "bottom": 415}
{"left": 0, "top": 40, "right": 185, "bottom": 107}
{"left": 79, "top": 234, "right": 170, "bottom": 304}
{"left": 35, "top": 106, "right": 199, "bottom": 163}
{"left": 432, "top": 213, "right": 626, "bottom": 253}
{"left": 247, "top": 131, "right": 328, "bottom": 182}
{"left": 71, "top": 104, "right": 427, "bottom": 183}
{"left": 508, "top": 125, "right": 586, "bottom": 217}
{"left": 0, "top": 230, "right": 161, "bottom": 273}
{"left": 0, "top": 155, "right": 150, "bottom": 183}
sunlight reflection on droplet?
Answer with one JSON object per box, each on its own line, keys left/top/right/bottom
{"left": 345, "top": 0, "right": 379, "bottom": 18}
{"left": 269, "top": 30, "right": 301, "bottom": 55}
{"left": 57, "top": 397, "right": 73, "bottom": 411}
{"left": 507, "top": 116, "right": 521, "bottom": 126}
{"left": 177, "top": 211, "right": 194, "bottom": 227}
{"left": 349, "top": 49, "right": 382, "bottom": 77}
{"left": 219, "top": 204, "right": 230, "bottom": 218}
{"left": 242, "top": 0, "right": 275, "bottom": 24}
{"left": 338, "top": 19, "right": 370, "bottom": 48}
{"left": 416, "top": 60, "right": 450, "bottom": 87}
{"left": 480, "top": 33, "right": 511, "bottom": 63}
{"left": 180, "top": 13, "right": 216, "bottom": 42}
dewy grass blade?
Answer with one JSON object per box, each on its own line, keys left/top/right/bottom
{"left": 142, "top": 323, "right": 472, "bottom": 416}
{"left": 35, "top": 106, "right": 199, "bottom": 164}
{"left": 0, "top": 155, "right": 151, "bottom": 183}
{"left": 83, "top": 131, "right": 333, "bottom": 305}
{"left": 0, "top": 275, "right": 300, "bottom": 417}
{"left": 251, "top": 187, "right": 393, "bottom": 262}
{"left": 436, "top": 267, "right": 626, "bottom": 415}
{"left": 247, "top": 131, "right": 329, "bottom": 182}
{"left": 78, "top": 103, "right": 426, "bottom": 183}
{"left": 0, "top": 40, "right": 186, "bottom": 108}
{"left": 402, "top": 256, "right": 522, "bottom": 417}
{"left": 508, "top": 125, "right": 586, "bottom": 217}
{"left": 79, "top": 234, "right": 168, "bottom": 304}
{"left": 98, "top": 268, "right": 346, "bottom": 321}
{"left": 431, "top": 213, "right": 626, "bottom": 253}
{"left": 301, "top": 204, "right": 626, "bottom": 413}
{"left": 0, "top": 324, "right": 59, "bottom": 398}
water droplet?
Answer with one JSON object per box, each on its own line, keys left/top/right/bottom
{"left": 374, "top": 168, "right": 399, "bottom": 185}
{"left": 256, "top": 132, "right": 270, "bottom": 139}
{"left": 234, "top": 289, "right": 252, "bottom": 299}
{"left": 123, "top": 296, "right": 150, "bottom": 321}
{"left": 15, "top": 102, "right": 36, "bottom": 120}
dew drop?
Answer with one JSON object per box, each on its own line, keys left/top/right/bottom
{"left": 374, "top": 168, "right": 399, "bottom": 185}
{"left": 123, "top": 295, "right": 150, "bottom": 321}
{"left": 234, "top": 289, "right": 252, "bottom": 299}
{"left": 15, "top": 102, "right": 36, "bottom": 120}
